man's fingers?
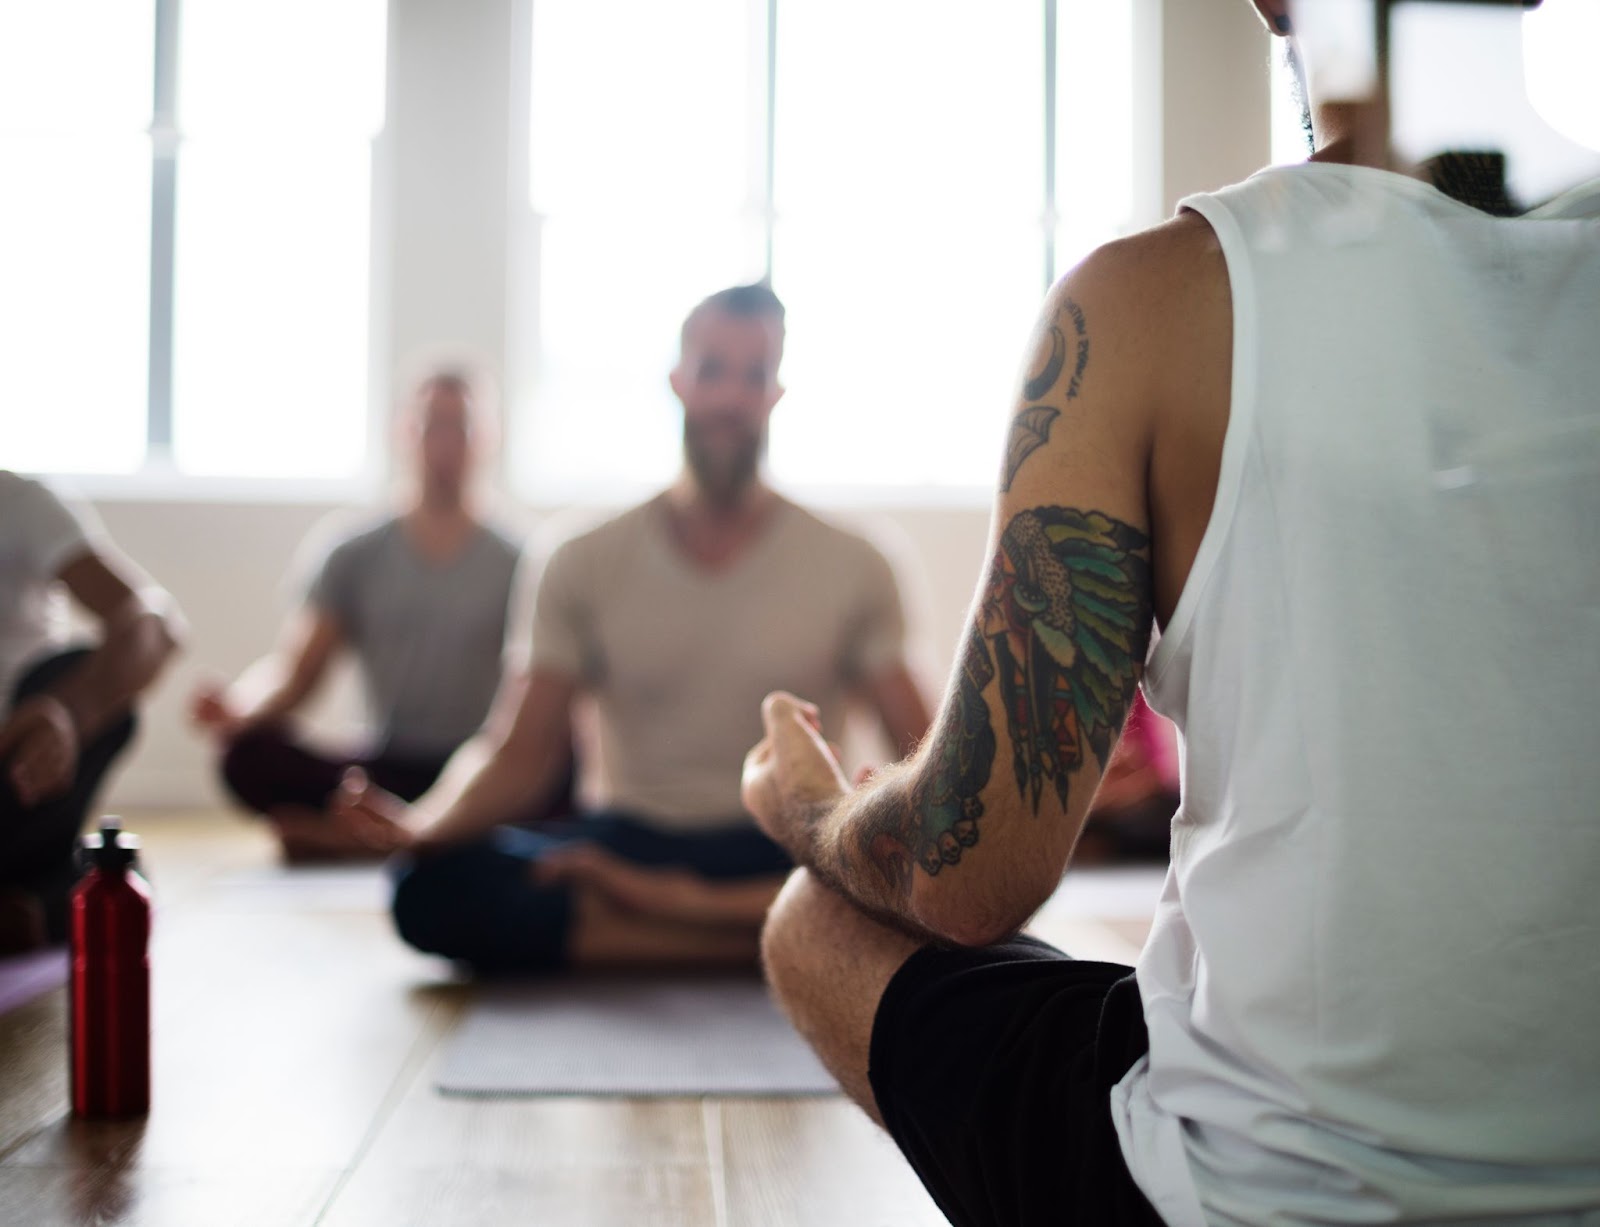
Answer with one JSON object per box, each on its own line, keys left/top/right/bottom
{"left": 338, "top": 767, "right": 370, "bottom": 801}
{"left": 743, "top": 738, "right": 773, "bottom": 774}
{"left": 760, "top": 691, "right": 822, "bottom": 735}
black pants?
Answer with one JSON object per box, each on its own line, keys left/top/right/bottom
{"left": 868, "top": 936, "right": 1164, "bottom": 1227}
{"left": 0, "top": 650, "right": 136, "bottom": 942}
{"left": 390, "top": 813, "right": 792, "bottom": 973}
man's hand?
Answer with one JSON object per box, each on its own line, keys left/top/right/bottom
{"left": 189, "top": 679, "right": 246, "bottom": 742}
{"left": 534, "top": 844, "right": 717, "bottom": 923}
{"left": 329, "top": 769, "right": 418, "bottom": 855}
{"left": 741, "top": 691, "right": 851, "bottom": 864}
{"left": 0, "top": 696, "right": 80, "bottom": 806}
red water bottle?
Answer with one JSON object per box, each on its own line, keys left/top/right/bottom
{"left": 69, "top": 816, "right": 151, "bottom": 1118}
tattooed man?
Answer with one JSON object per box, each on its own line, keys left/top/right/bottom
{"left": 341, "top": 284, "right": 932, "bottom": 974}
{"left": 743, "top": 3, "right": 1600, "bottom": 1225}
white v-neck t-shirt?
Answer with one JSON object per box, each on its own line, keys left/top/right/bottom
{"left": 529, "top": 495, "right": 907, "bottom": 829}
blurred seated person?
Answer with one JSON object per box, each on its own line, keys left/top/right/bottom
{"left": 0, "top": 472, "right": 182, "bottom": 953}
{"left": 340, "top": 284, "right": 933, "bottom": 974}
{"left": 189, "top": 370, "right": 564, "bottom": 862}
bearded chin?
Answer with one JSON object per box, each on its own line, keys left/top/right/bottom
{"left": 684, "top": 429, "right": 766, "bottom": 507}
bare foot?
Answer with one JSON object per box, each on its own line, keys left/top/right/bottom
{"left": 269, "top": 815, "right": 386, "bottom": 864}
{"left": 267, "top": 788, "right": 412, "bottom": 865}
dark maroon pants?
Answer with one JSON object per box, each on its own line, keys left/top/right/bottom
{"left": 218, "top": 723, "right": 576, "bottom": 825}
{"left": 219, "top": 724, "right": 446, "bottom": 816}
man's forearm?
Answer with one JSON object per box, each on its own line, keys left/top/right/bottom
{"left": 797, "top": 748, "right": 1047, "bottom": 949}
{"left": 229, "top": 656, "right": 318, "bottom": 727}
{"left": 793, "top": 764, "right": 947, "bottom": 944}
{"left": 417, "top": 735, "right": 565, "bottom": 846}
{"left": 52, "top": 606, "right": 179, "bottom": 740}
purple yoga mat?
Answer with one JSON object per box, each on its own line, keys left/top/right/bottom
{"left": 0, "top": 947, "right": 69, "bottom": 1016}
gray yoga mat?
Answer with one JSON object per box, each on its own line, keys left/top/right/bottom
{"left": 0, "top": 948, "right": 68, "bottom": 1017}
{"left": 436, "top": 975, "right": 839, "bottom": 1097}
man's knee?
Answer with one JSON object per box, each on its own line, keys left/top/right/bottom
{"left": 762, "top": 868, "right": 917, "bottom": 1013}
{"left": 218, "top": 725, "right": 285, "bottom": 812}
{"left": 390, "top": 852, "right": 468, "bottom": 957}
{"left": 761, "top": 868, "right": 831, "bottom": 995}
{"left": 390, "top": 843, "right": 571, "bottom": 972}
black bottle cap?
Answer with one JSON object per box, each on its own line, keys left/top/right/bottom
{"left": 80, "top": 816, "right": 140, "bottom": 871}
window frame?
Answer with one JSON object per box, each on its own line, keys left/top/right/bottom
{"left": 29, "top": 0, "right": 388, "bottom": 502}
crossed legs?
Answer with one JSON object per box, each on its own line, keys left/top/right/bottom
{"left": 760, "top": 869, "right": 923, "bottom": 1124}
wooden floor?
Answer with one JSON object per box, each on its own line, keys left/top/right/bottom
{"left": 0, "top": 813, "right": 1152, "bottom": 1227}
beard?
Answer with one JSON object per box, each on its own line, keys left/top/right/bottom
{"left": 683, "top": 416, "right": 767, "bottom": 508}
{"left": 1285, "top": 41, "right": 1314, "bottom": 155}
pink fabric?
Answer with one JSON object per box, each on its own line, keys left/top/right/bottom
{"left": 1121, "top": 694, "right": 1180, "bottom": 792}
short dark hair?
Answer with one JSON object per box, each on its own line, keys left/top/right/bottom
{"left": 679, "top": 282, "right": 787, "bottom": 353}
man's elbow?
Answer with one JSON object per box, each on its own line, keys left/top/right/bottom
{"left": 155, "top": 606, "right": 185, "bottom": 659}
{"left": 116, "top": 598, "right": 184, "bottom": 681}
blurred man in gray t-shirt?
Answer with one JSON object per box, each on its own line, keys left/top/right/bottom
{"left": 190, "top": 371, "right": 555, "bottom": 861}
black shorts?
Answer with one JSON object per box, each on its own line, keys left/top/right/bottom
{"left": 867, "top": 935, "right": 1164, "bottom": 1227}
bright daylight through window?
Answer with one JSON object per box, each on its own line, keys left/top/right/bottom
{"left": 1, "top": 0, "right": 385, "bottom": 481}
{"left": 515, "top": 0, "right": 1137, "bottom": 498}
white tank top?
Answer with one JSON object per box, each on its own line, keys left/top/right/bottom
{"left": 1109, "top": 164, "right": 1600, "bottom": 1226}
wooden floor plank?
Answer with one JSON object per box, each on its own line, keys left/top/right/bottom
{"left": 321, "top": 1072, "right": 719, "bottom": 1226}
{"left": 0, "top": 991, "right": 70, "bottom": 1160}
{"left": 0, "top": 1165, "right": 340, "bottom": 1227}
{"left": 715, "top": 1099, "right": 945, "bottom": 1227}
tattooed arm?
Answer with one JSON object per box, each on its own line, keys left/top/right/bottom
{"left": 743, "top": 225, "right": 1222, "bottom": 945}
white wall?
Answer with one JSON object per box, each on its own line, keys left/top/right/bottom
{"left": 91, "top": 0, "right": 1271, "bottom": 812}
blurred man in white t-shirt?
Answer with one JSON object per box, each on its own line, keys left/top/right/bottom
{"left": 0, "top": 473, "right": 182, "bottom": 952}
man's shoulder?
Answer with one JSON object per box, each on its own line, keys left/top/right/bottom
{"left": 775, "top": 499, "right": 898, "bottom": 577}
{"left": 1057, "top": 213, "right": 1232, "bottom": 427}
{"left": 0, "top": 471, "right": 70, "bottom": 519}
{"left": 309, "top": 514, "right": 402, "bottom": 585}
{"left": 1072, "top": 212, "right": 1226, "bottom": 316}
{"left": 475, "top": 520, "right": 527, "bottom": 566}
{"left": 534, "top": 499, "right": 657, "bottom": 578}
{"left": 327, "top": 514, "right": 400, "bottom": 557}
{"left": 0, "top": 472, "right": 96, "bottom": 557}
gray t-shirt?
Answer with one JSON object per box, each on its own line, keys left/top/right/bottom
{"left": 308, "top": 517, "right": 522, "bottom": 759}
{"left": 530, "top": 496, "right": 907, "bottom": 829}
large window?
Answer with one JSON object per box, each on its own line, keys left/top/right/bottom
{"left": 1, "top": 2, "right": 155, "bottom": 475}
{"left": 1, "top": 0, "right": 386, "bottom": 482}
{"left": 515, "top": 0, "right": 1139, "bottom": 498}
